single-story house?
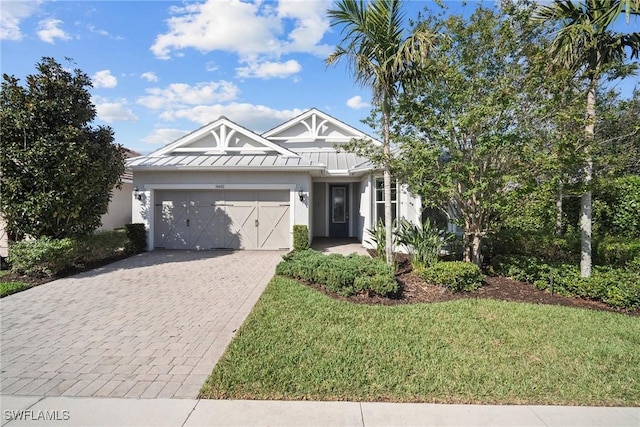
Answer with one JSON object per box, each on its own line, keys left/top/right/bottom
{"left": 128, "top": 108, "right": 422, "bottom": 251}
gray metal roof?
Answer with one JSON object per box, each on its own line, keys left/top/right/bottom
{"left": 296, "top": 151, "right": 371, "bottom": 171}
{"left": 127, "top": 154, "right": 322, "bottom": 170}
{"left": 127, "top": 151, "right": 378, "bottom": 175}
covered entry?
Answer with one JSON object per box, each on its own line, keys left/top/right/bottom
{"left": 154, "top": 190, "right": 290, "bottom": 250}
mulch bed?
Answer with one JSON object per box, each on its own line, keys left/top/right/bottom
{"left": 307, "top": 253, "right": 639, "bottom": 317}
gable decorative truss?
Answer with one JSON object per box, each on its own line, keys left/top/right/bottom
{"left": 262, "top": 108, "right": 381, "bottom": 146}
{"left": 151, "top": 116, "right": 298, "bottom": 157}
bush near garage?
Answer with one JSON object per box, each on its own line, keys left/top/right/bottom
{"left": 8, "top": 229, "right": 132, "bottom": 277}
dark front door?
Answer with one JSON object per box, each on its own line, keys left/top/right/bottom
{"left": 329, "top": 184, "right": 349, "bottom": 237}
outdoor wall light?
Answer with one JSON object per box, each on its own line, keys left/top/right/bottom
{"left": 298, "top": 189, "right": 304, "bottom": 202}
{"left": 134, "top": 187, "right": 142, "bottom": 201}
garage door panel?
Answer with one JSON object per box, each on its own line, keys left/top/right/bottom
{"left": 226, "top": 205, "right": 258, "bottom": 249}
{"left": 155, "top": 195, "right": 189, "bottom": 249}
{"left": 154, "top": 189, "right": 290, "bottom": 250}
{"left": 258, "top": 205, "right": 289, "bottom": 249}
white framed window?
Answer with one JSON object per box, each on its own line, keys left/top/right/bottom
{"left": 374, "top": 177, "right": 399, "bottom": 224}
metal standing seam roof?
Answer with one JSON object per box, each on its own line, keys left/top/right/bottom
{"left": 126, "top": 151, "right": 377, "bottom": 173}
{"left": 127, "top": 154, "right": 322, "bottom": 169}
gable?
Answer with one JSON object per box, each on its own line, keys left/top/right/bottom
{"left": 151, "top": 117, "right": 297, "bottom": 157}
{"left": 263, "top": 108, "right": 381, "bottom": 151}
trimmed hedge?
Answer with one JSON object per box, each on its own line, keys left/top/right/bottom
{"left": 485, "top": 229, "right": 580, "bottom": 263}
{"left": 418, "top": 261, "right": 484, "bottom": 292}
{"left": 276, "top": 249, "right": 397, "bottom": 297}
{"left": 8, "top": 230, "right": 131, "bottom": 277}
{"left": 292, "top": 225, "right": 309, "bottom": 252}
{"left": 125, "top": 223, "right": 147, "bottom": 253}
{"left": 491, "top": 254, "right": 640, "bottom": 309}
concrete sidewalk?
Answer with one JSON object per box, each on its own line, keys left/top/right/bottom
{"left": 1, "top": 396, "right": 638, "bottom": 427}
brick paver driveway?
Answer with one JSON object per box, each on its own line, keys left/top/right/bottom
{"left": 0, "top": 250, "right": 283, "bottom": 399}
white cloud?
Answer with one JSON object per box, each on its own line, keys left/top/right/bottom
{"left": 236, "top": 59, "right": 301, "bottom": 79}
{"left": 87, "top": 24, "right": 123, "bottom": 40}
{"left": 37, "top": 18, "right": 71, "bottom": 44}
{"left": 160, "top": 102, "right": 303, "bottom": 132}
{"left": 92, "top": 70, "right": 118, "bottom": 88}
{"left": 137, "top": 81, "right": 239, "bottom": 110}
{"left": 1, "top": 1, "right": 40, "bottom": 40}
{"left": 150, "top": 0, "right": 331, "bottom": 60}
{"left": 142, "top": 128, "right": 188, "bottom": 145}
{"left": 94, "top": 98, "right": 138, "bottom": 123}
{"left": 346, "top": 95, "right": 370, "bottom": 110}
{"left": 141, "top": 72, "right": 159, "bottom": 82}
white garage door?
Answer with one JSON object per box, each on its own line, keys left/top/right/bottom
{"left": 154, "top": 190, "right": 290, "bottom": 250}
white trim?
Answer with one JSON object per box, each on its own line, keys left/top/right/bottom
{"left": 130, "top": 165, "right": 324, "bottom": 172}
{"left": 152, "top": 117, "right": 299, "bottom": 157}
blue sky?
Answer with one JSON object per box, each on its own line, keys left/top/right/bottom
{"left": 1, "top": 1, "right": 638, "bottom": 155}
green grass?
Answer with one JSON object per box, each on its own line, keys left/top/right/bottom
{"left": 0, "top": 281, "right": 31, "bottom": 297}
{"left": 200, "top": 276, "right": 640, "bottom": 405}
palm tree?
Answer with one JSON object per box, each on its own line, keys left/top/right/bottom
{"left": 532, "top": 0, "right": 639, "bottom": 277}
{"left": 326, "top": 0, "right": 432, "bottom": 265}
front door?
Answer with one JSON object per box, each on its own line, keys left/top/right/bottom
{"left": 329, "top": 184, "right": 349, "bottom": 237}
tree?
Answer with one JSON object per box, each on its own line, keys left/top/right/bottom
{"left": 325, "top": 0, "right": 432, "bottom": 265}
{"left": 0, "top": 57, "right": 125, "bottom": 240}
{"left": 392, "top": 3, "right": 543, "bottom": 267}
{"left": 532, "top": 0, "right": 640, "bottom": 277}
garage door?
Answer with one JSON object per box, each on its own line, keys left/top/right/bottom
{"left": 154, "top": 190, "right": 290, "bottom": 250}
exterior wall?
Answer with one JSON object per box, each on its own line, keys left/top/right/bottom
{"left": 312, "top": 182, "right": 326, "bottom": 238}
{"left": 358, "top": 176, "right": 373, "bottom": 245}
{"left": 132, "top": 170, "right": 311, "bottom": 251}
{"left": 0, "top": 215, "right": 7, "bottom": 258}
{"left": 399, "top": 183, "right": 422, "bottom": 226}
{"left": 99, "top": 181, "right": 133, "bottom": 231}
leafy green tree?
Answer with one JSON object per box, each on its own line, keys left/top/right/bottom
{"left": 532, "top": 0, "right": 640, "bottom": 277}
{"left": 326, "top": 0, "right": 433, "bottom": 264}
{"left": 0, "top": 57, "right": 125, "bottom": 240}
{"left": 392, "top": 3, "right": 543, "bottom": 267}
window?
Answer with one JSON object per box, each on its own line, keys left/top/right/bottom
{"left": 374, "top": 177, "right": 398, "bottom": 224}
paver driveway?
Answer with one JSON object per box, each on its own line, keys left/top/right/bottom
{"left": 0, "top": 250, "right": 283, "bottom": 399}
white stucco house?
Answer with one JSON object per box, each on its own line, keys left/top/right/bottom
{"left": 128, "top": 108, "right": 422, "bottom": 251}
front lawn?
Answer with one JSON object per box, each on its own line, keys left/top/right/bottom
{"left": 200, "top": 276, "right": 640, "bottom": 406}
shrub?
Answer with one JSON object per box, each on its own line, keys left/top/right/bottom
{"left": 73, "top": 230, "right": 130, "bottom": 265}
{"left": 276, "top": 249, "right": 397, "bottom": 297}
{"left": 491, "top": 255, "right": 640, "bottom": 309}
{"left": 125, "top": 223, "right": 147, "bottom": 253}
{"left": 420, "top": 261, "right": 484, "bottom": 292}
{"left": 595, "top": 236, "right": 640, "bottom": 269}
{"left": 484, "top": 229, "right": 579, "bottom": 263}
{"left": 396, "top": 218, "right": 449, "bottom": 269}
{"left": 292, "top": 225, "right": 309, "bottom": 252}
{"left": 8, "top": 230, "right": 132, "bottom": 278}
{"left": 8, "top": 237, "right": 76, "bottom": 277}
{"left": 594, "top": 175, "right": 640, "bottom": 238}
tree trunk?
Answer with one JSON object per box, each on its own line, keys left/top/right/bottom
{"left": 382, "top": 101, "right": 394, "bottom": 266}
{"left": 471, "top": 232, "right": 482, "bottom": 267}
{"left": 580, "top": 75, "right": 597, "bottom": 278}
{"left": 555, "top": 178, "right": 563, "bottom": 237}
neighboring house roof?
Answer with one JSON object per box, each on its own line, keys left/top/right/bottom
{"left": 128, "top": 108, "right": 379, "bottom": 176}
{"left": 122, "top": 148, "right": 141, "bottom": 181}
